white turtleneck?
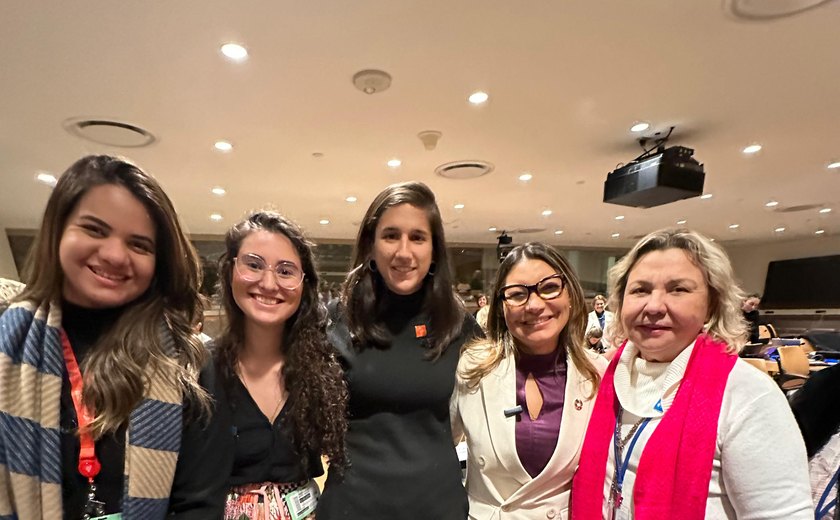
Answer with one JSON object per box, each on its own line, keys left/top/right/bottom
{"left": 599, "top": 341, "right": 812, "bottom": 520}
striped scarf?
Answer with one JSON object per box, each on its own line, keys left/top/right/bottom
{"left": 0, "top": 298, "right": 183, "bottom": 519}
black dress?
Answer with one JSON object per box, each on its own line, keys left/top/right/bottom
{"left": 317, "top": 290, "right": 481, "bottom": 520}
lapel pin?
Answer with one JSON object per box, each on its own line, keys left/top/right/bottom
{"left": 415, "top": 324, "right": 427, "bottom": 338}
{"left": 574, "top": 399, "right": 583, "bottom": 411}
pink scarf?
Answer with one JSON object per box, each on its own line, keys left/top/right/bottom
{"left": 571, "top": 333, "right": 737, "bottom": 520}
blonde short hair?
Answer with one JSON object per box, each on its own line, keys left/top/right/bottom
{"left": 607, "top": 228, "right": 748, "bottom": 352}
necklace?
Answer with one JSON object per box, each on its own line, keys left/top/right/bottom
{"left": 237, "top": 361, "right": 285, "bottom": 423}
{"left": 610, "top": 409, "right": 653, "bottom": 512}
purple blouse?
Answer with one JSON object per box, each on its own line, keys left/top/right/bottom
{"left": 515, "top": 350, "right": 567, "bottom": 478}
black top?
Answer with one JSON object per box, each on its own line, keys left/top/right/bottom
{"left": 317, "top": 290, "right": 483, "bottom": 520}
{"left": 60, "top": 301, "right": 232, "bottom": 520}
{"left": 219, "top": 374, "right": 323, "bottom": 486}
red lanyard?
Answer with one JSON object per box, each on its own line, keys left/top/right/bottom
{"left": 60, "top": 330, "right": 101, "bottom": 482}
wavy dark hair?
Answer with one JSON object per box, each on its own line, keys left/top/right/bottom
{"left": 342, "top": 181, "right": 464, "bottom": 360}
{"left": 461, "top": 243, "right": 601, "bottom": 397}
{"left": 214, "top": 211, "right": 348, "bottom": 470}
{"left": 18, "top": 154, "right": 210, "bottom": 436}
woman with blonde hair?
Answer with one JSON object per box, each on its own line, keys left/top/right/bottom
{"left": 451, "top": 242, "right": 606, "bottom": 519}
{"left": 0, "top": 155, "right": 230, "bottom": 519}
{"left": 572, "top": 228, "right": 812, "bottom": 519}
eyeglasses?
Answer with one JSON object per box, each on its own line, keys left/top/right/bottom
{"left": 234, "top": 253, "right": 305, "bottom": 290}
{"left": 498, "top": 274, "right": 566, "bottom": 307}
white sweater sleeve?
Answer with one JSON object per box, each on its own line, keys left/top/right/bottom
{"left": 717, "top": 362, "right": 813, "bottom": 520}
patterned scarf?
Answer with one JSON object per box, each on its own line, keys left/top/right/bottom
{"left": 0, "top": 298, "right": 184, "bottom": 519}
{"left": 571, "top": 333, "right": 737, "bottom": 520}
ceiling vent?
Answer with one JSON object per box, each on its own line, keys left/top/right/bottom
{"left": 434, "top": 160, "right": 494, "bottom": 180}
{"left": 724, "top": 0, "right": 834, "bottom": 20}
{"left": 63, "top": 118, "right": 155, "bottom": 148}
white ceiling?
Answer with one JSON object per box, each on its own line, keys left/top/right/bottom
{"left": 2, "top": 1, "right": 839, "bottom": 248}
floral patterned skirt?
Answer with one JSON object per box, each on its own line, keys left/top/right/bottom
{"left": 224, "top": 480, "right": 312, "bottom": 520}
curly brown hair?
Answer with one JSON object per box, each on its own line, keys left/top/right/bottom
{"left": 214, "top": 211, "right": 348, "bottom": 471}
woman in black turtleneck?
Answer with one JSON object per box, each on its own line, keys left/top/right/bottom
{"left": 317, "top": 182, "right": 482, "bottom": 520}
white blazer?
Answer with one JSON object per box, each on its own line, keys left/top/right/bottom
{"left": 586, "top": 310, "right": 614, "bottom": 343}
{"left": 451, "top": 345, "right": 607, "bottom": 520}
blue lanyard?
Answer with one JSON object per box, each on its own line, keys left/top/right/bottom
{"left": 815, "top": 465, "right": 839, "bottom": 519}
{"left": 613, "top": 415, "right": 652, "bottom": 495}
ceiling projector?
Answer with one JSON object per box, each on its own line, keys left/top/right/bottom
{"left": 603, "top": 145, "right": 705, "bottom": 208}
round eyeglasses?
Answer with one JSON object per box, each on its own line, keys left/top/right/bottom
{"left": 498, "top": 274, "right": 566, "bottom": 307}
{"left": 234, "top": 253, "right": 305, "bottom": 290}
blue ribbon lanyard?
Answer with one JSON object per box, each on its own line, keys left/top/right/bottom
{"left": 612, "top": 412, "right": 652, "bottom": 508}
{"left": 815, "top": 465, "right": 839, "bottom": 519}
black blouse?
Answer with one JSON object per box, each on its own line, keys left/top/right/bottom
{"left": 223, "top": 376, "right": 323, "bottom": 486}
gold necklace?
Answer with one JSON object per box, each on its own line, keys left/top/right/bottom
{"left": 237, "top": 361, "right": 285, "bottom": 423}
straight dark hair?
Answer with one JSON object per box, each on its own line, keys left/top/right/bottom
{"left": 342, "top": 181, "right": 464, "bottom": 360}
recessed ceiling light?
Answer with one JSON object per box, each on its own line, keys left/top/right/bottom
{"left": 774, "top": 226, "right": 786, "bottom": 233}
{"left": 35, "top": 172, "right": 57, "bottom": 187}
{"left": 454, "top": 203, "right": 465, "bottom": 210}
{"left": 319, "top": 219, "right": 330, "bottom": 225}
{"left": 468, "top": 91, "right": 489, "bottom": 105}
{"left": 700, "top": 193, "right": 713, "bottom": 200}
{"left": 220, "top": 43, "right": 248, "bottom": 61}
{"left": 541, "top": 209, "right": 553, "bottom": 217}
{"left": 488, "top": 227, "right": 497, "bottom": 232}
{"left": 819, "top": 208, "right": 832, "bottom": 214}
{"left": 387, "top": 158, "right": 401, "bottom": 168}
{"left": 345, "top": 196, "right": 357, "bottom": 203}
{"left": 815, "top": 229, "right": 826, "bottom": 235}
{"left": 828, "top": 161, "right": 840, "bottom": 169}
{"left": 729, "top": 224, "right": 740, "bottom": 229}
{"left": 611, "top": 233, "right": 620, "bottom": 238}
{"left": 630, "top": 122, "right": 650, "bottom": 133}
{"left": 518, "top": 172, "right": 533, "bottom": 182}
{"left": 765, "top": 200, "right": 779, "bottom": 207}
{"left": 742, "top": 144, "right": 762, "bottom": 154}
{"left": 676, "top": 219, "right": 687, "bottom": 225}
{"left": 615, "top": 215, "right": 625, "bottom": 221}
{"left": 554, "top": 230, "right": 564, "bottom": 235}
{"left": 214, "top": 140, "right": 233, "bottom": 152}
{"left": 210, "top": 213, "right": 223, "bottom": 222}
{"left": 211, "top": 186, "right": 226, "bottom": 196}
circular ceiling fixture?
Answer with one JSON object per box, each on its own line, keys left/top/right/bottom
{"left": 63, "top": 118, "right": 155, "bottom": 148}
{"left": 434, "top": 160, "right": 494, "bottom": 180}
{"left": 724, "top": 0, "right": 834, "bottom": 20}
{"left": 352, "top": 69, "right": 392, "bottom": 95}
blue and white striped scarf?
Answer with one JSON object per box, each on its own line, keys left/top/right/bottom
{"left": 0, "top": 298, "right": 183, "bottom": 519}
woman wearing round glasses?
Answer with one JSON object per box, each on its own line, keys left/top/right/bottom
{"left": 212, "top": 211, "right": 348, "bottom": 520}
{"left": 451, "top": 242, "right": 607, "bottom": 519}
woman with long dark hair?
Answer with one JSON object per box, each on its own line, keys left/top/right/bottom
{"left": 0, "top": 155, "right": 229, "bottom": 519}
{"left": 317, "top": 181, "right": 482, "bottom": 520}
{"left": 212, "top": 211, "right": 348, "bottom": 520}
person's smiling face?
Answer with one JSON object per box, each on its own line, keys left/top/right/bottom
{"left": 621, "top": 248, "right": 710, "bottom": 362}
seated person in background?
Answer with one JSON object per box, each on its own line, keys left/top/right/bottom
{"left": 586, "top": 294, "right": 615, "bottom": 345}
{"left": 474, "top": 293, "right": 490, "bottom": 330}
{"left": 742, "top": 293, "right": 761, "bottom": 343}
{"left": 790, "top": 362, "right": 840, "bottom": 520}
{"left": 452, "top": 242, "right": 607, "bottom": 519}
{"left": 586, "top": 327, "right": 606, "bottom": 354}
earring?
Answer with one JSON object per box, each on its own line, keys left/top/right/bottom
{"left": 427, "top": 262, "right": 437, "bottom": 277}
{"left": 368, "top": 259, "right": 378, "bottom": 272}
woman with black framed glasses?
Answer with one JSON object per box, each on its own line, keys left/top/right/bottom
{"left": 211, "top": 211, "right": 348, "bottom": 520}
{"left": 450, "top": 242, "right": 607, "bottom": 520}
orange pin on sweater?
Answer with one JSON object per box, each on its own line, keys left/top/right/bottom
{"left": 415, "top": 325, "right": 427, "bottom": 338}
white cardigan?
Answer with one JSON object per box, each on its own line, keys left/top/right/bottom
{"left": 451, "top": 344, "right": 607, "bottom": 520}
{"left": 600, "top": 344, "right": 813, "bottom": 519}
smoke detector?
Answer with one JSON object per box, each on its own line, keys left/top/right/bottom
{"left": 63, "top": 118, "right": 155, "bottom": 148}
{"left": 724, "top": 0, "right": 834, "bottom": 20}
{"left": 352, "top": 69, "right": 392, "bottom": 94}
{"left": 434, "top": 160, "right": 494, "bottom": 180}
